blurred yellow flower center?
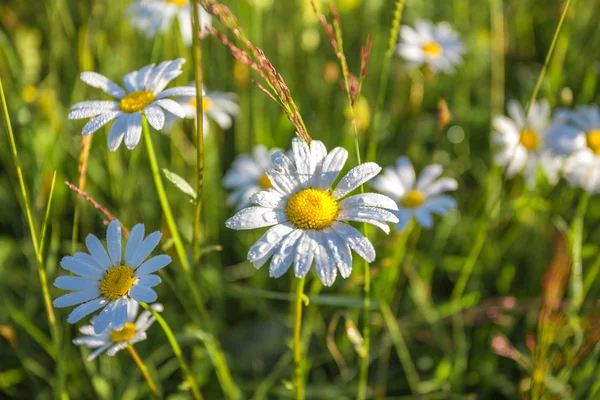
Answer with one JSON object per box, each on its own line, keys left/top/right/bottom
{"left": 109, "top": 322, "right": 137, "bottom": 343}
{"left": 100, "top": 265, "right": 135, "bottom": 301}
{"left": 190, "top": 97, "right": 213, "bottom": 111}
{"left": 401, "top": 190, "right": 425, "bottom": 208}
{"left": 258, "top": 174, "right": 272, "bottom": 189}
{"left": 166, "top": 0, "right": 188, "bottom": 5}
{"left": 422, "top": 41, "right": 443, "bottom": 57}
{"left": 519, "top": 129, "right": 540, "bottom": 151}
{"left": 586, "top": 130, "right": 600, "bottom": 155}
{"left": 286, "top": 189, "right": 338, "bottom": 230}
{"left": 120, "top": 91, "right": 155, "bottom": 113}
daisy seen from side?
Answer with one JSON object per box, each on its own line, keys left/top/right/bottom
{"left": 53, "top": 220, "right": 170, "bottom": 334}
{"left": 371, "top": 157, "right": 458, "bottom": 231}
{"left": 69, "top": 58, "right": 195, "bottom": 151}
{"left": 226, "top": 138, "right": 399, "bottom": 286}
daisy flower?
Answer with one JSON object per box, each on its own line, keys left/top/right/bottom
{"left": 371, "top": 157, "right": 458, "bottom": 231}
{"left": 223, "top": 145, "right": 282, "bottom": 210}
{"left": 547, "top": 105, "right": 600, "bottom": 192}
{"left": 492, "top": 99, "right": 562, "bottom": 186}
{"left": 164, "top": 83, "right": 240, "bottom": 134}
{"left": 226, "top": 138, "right": 399, "bottom": 286}
{"left": 53, "top": 220, "right": 170, "bottom": 334}
{"left": 396, "top": 20, "right": 465, "bottom": 73}
{"left": 69, "top": 58, "right": 195, "bottom": 151}
{"left": 73, "top": 300, "right": 163, "bottom": 361}
{"left": 127, "top": 0, "right": 211, "bottom": 46}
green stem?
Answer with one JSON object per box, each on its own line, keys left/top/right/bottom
{"left": 140, "top": 303, "right": 203, "bottom": 400}
{"left": 142, "top": 119, "right": 240, "bottom": 399}
{"left": 366, "top": 0, "right": 406, "bottom": 162}
{"left": 570, "top": 191, "right": 589, "bottom": 313}
{"left": 128, "top": 345, "right": 160, "bottom": 400}
{"left": 293, "top": 277, "right": 306, "bottom": 400}
{"left": 191, "top": 0, "right": 205, "bottom": 265}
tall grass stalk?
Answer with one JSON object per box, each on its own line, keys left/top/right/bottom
{"left": 366, "top": 0, "right": 406, "bottom": 162}
{"left": 191, "top": 0, "right": 206, "bottom": 264}
{"left": 127, "top": 345, "right": 160, "bottom": 400}
{"left": 140, "top": 303, "right": 204, "bottom": 400}
{"left": 142, "top": 118, "right": 240, "bottom": 399}
{"left": 293, "top": 276, "right": 307, "bottom": 400}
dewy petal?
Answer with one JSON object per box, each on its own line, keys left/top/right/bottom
{"left": 53, "top": 289, "right": 101, "bottom": 308}
{"left": 107, "top": 114, "right": 128, "bottom": 151}
{"left": 293, "top": 231, "right": 317, "bottom": 278}
{"left": 73, "top": 252, "right": 106, "bottom": 272}
{"left": 129, "top": 284, "right": 158, "bottom": 303}
{"left": 137, "top": 275, "right": 162, "bottom": 288}
{"left": 424, "top": 177, "right": 458, "bottom": 197}
{"left": 269, "top": 229, "right": 303, "bottom": 278}
{"left": 124, "top": 112, "right": 143, "bottom": 150}
{"left": 266, "top": 171, "right": 297, "bottom": 196}
{"left": 129, "top": 231, "right": 162, "bottom": 269}
{"left": 416, "top": 164, "right": 443, "bottom": 191}
{"left": 247, "top": 222, "right": 296, "bottom": 266}
{"left": 339, "top": 193, "right": 399, "bottom": 211}
{"left": 155, "top": 98, "right": 186, "bottom": 118}
{"left": 314, "top": 231, "right": 337, "bottom": 287}
{"left": 332, "top": 162, "right": 382, "bottom": 199}
{"left": 395, "top": 157, "right": 416, "bottom": 189}
{"left": 82, "top": 112, "right": 121, "bottom": 136}
{"left": 69, "top": 101, "right": 120, "bottom": 119}
{"left": 226, "top": 206, "right": 287, "bottom": 230}
{"left": 67, "top": 298, "right": 108, "bottom": 324}
{"left": 60, "top": 256, "right": 105, "bottom": 280}
{"left": 111, "top": 297, "right": 129, "bottom": 330}
{"left": 124, "top": 224, "right": 145, "bottom": 266}
{"left": 249, "top": 190, "right": 284, "bottom": 208}
{"left": 316, "top": 147, "right": 348, "bottom": 190}
{"left": 292, "top": 138, "right": 312, "bottom": 188}
{"left": 330, "top": 221, "right": 376, "bottom": 263}
{"left": 54, "top": 276, "right": 99, "bottom": 292}
{"left": 86, "top": 234, "right": 113, "bottom": 270}
{"left": 93, "top": 301, "right": 117, "bottom": 334}
{"left": 323, "top": 228, "right": 353, "bottom": 279}
{"left": 135, "top": 255, "right": 171, "bottom": 277}
{"left": 80, "top": 72, "right": 126, "bottom": 99}
{"left": 310, "top": 140, "right": 327, "bottom": 180}
{"left": 106, "top": 220, "right": 122, "bottom": 266}
{"left": 155, "top": 86, "right": 196, "bottom": 99}
{"left": 147, "top": 59, "right": 185, "bottom": 93}
{"left": 87, "top": 344, "right": 112, "bottom": 361}
{"left": 144, "top": 104, "right": 165, "bottom": 130}
{"left": 336, "top": 206, "right": 398, "bottom": 234}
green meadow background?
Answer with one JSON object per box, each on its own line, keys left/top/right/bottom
{"left": 1, "top": 0, "right": 600, "bottom": 398}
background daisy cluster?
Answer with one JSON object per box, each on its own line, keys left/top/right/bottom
{"left": 1, "top": 0, "right": 600, "bottom": 399}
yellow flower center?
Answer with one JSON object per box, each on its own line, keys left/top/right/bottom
{"left": 258, "top": 174, "right": 273, "bottom": 189}
{"left": 109, "top": 322, "right": 137, "bottom": 343}
{"left": 166, "top": 0, "right": 188, "bottom": 5}
{"left": 189, "top": 97, "right": 212, "bottom": 111}
{"left": 100, "top": 265, "right": 136, "bottom": 301}
{"left": 119, "top": 91, "right": 155, "bottom": 113}
{"left": 422, "top": 41, "right": 443, "bottom": 57}
{"left": 401, "top": 190, "right": 425, "bottom": 208}
{"left": 586, "top": 130, "right": 600, "bottom": 155}
{"left": 286, "top": 188, "right": 338, "bottom": 230}
{"left": 519, "top": 129, "right": 540, "bottom": 151}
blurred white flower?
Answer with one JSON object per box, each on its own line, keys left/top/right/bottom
{"left": 371, "top": 157, "right": 458, "bottom": 230}
{"left": 396, "top": 20, "right": 465, "bottom": 73}
{"left": 492, "top": 99, "right": 562, "bottom": 186}
{"left": 547, "top": 105, "right": 600, "bottom": 192}
{"left": 223, "top": 145, "right": 281, "bottom": 210}
{"left": 165, "top": 83, "right": 240, "bottom": 134}
{"left": 73, "top": 300, "right": 162, "bottom": 361}
{"left": 53, "top": 220, "right": 170, "bottom": 334}
{"left": 127, "top": 0, "right": 211, "bottom": 46}
{"left": 226, "top": 138, "right": 398, "bottom": 286}
{"left": 69, "top": 59, "right": 194, "bottom": 151}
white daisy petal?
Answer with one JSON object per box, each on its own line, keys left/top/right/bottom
{"left": 87, "top": 344, "right": 112, "bottom": 361}
{"left": 129, "top": 284, "right": 158, "bottom": 303}
{"left": 249, "top": 190, "right": 285, "bottom": 208}
{"left": 293, "top": 231, "right": 317, "bottom": 278}
{"left": 53, "top": 289, "right": 101, "bottom": 308}
{"left": 424, "top": 178, "right": 458, "bottom": 197}
{"left": 135, "top": 255, "right": 171, "bottom": 277}
{"left": 247, "top": 222, "right": 296, "bottom": 265}
{"left": 317, "top": 147, "right": 348, "bottom": 190}
{"left": 111, "top": 298, "right": 129, "bottom": 331}
{"left": 69, "top": 101, "right": 120, "bottom": 119}
{"left": 395, "top": 209, "right": 413, "bottom": 231}
{"left": 85, "top": 234, "right": 113, "bottom": 270}
{"left": 124, "top": 112, "right": 143, "bottom": 150}
{"left": 130, "top": 231, "right": 162, "bottom": 269}
{"left": 144, "top": 105, "right": 166, "bottom": 130}
{"left": 226, "top": 206, "right": 287, "bottom": 230}
{"left": 54, "top": 276, "right": 99, "bottom": 292}
{"left": 292, "top": 138, "right": 312, "bottom": 187}
{"left": 330, "top": 221, "right": 376, "bottom": 263}
{"left": 314, "top": 231, "right": 337, "bottom": 287}
{"left": 124, "top": 224, "right": 145, "bottom": 266}
{"left": 80, "top": 72, "right": 126, "bottom": 99}
{"left": 67, "top": 298, "right": 108, "bottom": 324}
{"left": 414, "top": 208, "right": 434, "bottom": 228}
{"left": 333, "top": 162, "right": 382, "bottom": 199}
{"left": 269, "top": 229, "right": 303, "bottom": 278}
{"left": 395, "top": 157, "right": 416, "bottom": 189}
{"left": 82, "top": 112, "right": 121, "bottom": 136}
{"left": 416, "top": 164, "right": 443, "bottom": 191}
{"left": 339, "top": 193, "right": 399, "bottom": 211}
{"left": 106, "top": 220, "right": 122, "bottom": 267}
{"left": 423, "top": 195, "right": 456, "bottom": 215}
{"left": 155, "top": 98, "right": 186, "bottom": 118}
{"left": 107, "top": 114, "right": 128, "bottom": 151}
{"left": 93, "top": 302, "right": 117, "bottom": 334}
{"left": 60, "top": 256, "right": 105, "bottom": 280}
{"left": 337, "top": 206, "right": 398, "bottom": 234}
{"left": 156, "top": 86, "right": 196, "bottom": 99}
{"left": 323, "top": 228, "right": 352, "bottom": 279}
{"left": 137, "top": 275, "right": 162, "bottom": 288}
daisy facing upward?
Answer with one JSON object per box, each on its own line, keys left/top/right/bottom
{"left": 397, "top": 20, "right": 465, "bottom": 74}
{"left": 371, "top": 157, "right": 458, "bottom": 231}
{"left": 226, "top": 137, "right": 399, "bottom": 287}
{"left": 492, "top": 99, "right": 562, "bottom": 186}
{"left": 69, "top": 58, "right": 195, "bottom": 151}
{"left": 53, "top": 220, "right": 170, "bottom": 334}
